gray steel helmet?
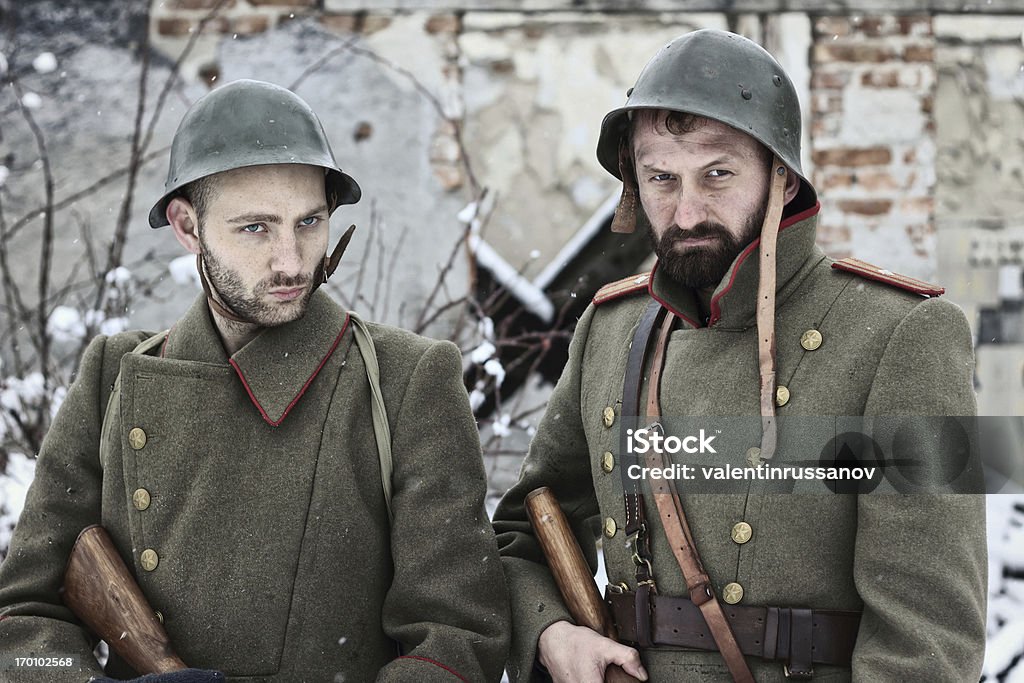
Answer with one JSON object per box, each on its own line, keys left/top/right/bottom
{"left": 597, "top": 29, "right": 815, "bottom": 206}
{"left": 148, "top": 79, "right": 360, "bottom": 228}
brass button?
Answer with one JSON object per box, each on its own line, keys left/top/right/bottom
{"left": 801, "top": 329, "right": 823, "bottom": 351}
{"left": 603, "top": 517, "right": 618, "bottom": 538}
{"left": 128, "top": 427, "right": 147, "bottom": 450}
{"left": 722, "top": 582, "right": 744, "bottom": 604}
{"left": 132, "top": 488, "right": 151, "bottom": 511}
{"left": 731, "top": 521, "right": 752, "bottom": 544}
{"left": 154, "top": 610, "right": 164, "bottom": 624}
{"left": 745, "top": 447, "right": 762, "bottom": 468}
{"left": 602, "top": 406, "right": 615, "bottom": 428}
{"left": 601, "top": 451, "right": 615, "bottom": 473}
{"left": 140, "top": 549, "right": 159, "bottom": 572}
{"left": 776, "top": 385, "right": 790, "bottom": 407}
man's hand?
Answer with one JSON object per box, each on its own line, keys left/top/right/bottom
{"left": 538, "top": 620, "right": 648, "bottom": 682}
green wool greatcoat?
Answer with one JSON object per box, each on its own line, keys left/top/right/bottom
{"left": 0, "top": 291, "right": 510, "bottom": 682}
{"left": 494, "top": 206, "right": 987, "bottom": 682}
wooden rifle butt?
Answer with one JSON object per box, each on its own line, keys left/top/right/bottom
{"left": 62, "top": 525, "right": 187, "bottom": 675}
{"left": 525, "top": 487, "right": 642, "bottom": 683}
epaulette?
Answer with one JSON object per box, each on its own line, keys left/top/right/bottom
{"left": 831, "top": 257, "right": 944, "bottom": 297}
{"left": 594, "top": 272, "right": 651, "bottom": 306}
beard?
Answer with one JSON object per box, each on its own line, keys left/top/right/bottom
{"left": 645, "top": 203, "right": 766, "bottom": 289}
{"left": 200, "top": 234, "right": 315, "bottom": 327}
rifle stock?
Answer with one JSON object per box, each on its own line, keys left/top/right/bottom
{"left": 62, "top": 525, "right": 187, "bottom": 675}
{"left": 525, "top": 487, "right": 641, "bottom": 683}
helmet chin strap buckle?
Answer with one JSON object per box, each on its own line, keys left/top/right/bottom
{"left": 611, "top": 137, "right": 639, "bottom": 234}
{"left": 319, "top": 224, "right": 357, "bottom": 285}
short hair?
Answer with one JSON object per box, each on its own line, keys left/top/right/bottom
{"left": 177, "top": 175, "right": 217, "bottom": 224}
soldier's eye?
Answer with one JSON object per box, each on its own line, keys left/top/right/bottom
{"left": 241, "top": 224, "right": 265, "bottom": 233}
{"left": 707, "top": 169, "right": 732, "bottom": 178}
{"left": 651, "top": 173, "right": 673, "bottom": 182}
{"left": 299, "top": 216, "right": 320, "bottom": 227}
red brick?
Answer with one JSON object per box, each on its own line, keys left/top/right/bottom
{"left": 362, "top": 15, "right": 392, "bottom": 33}
{"left": 820, "top": 171, "right": 856, "bottom": 190}
{"left": 814, "top": 43, "right": 897, "bottom": 64}
{"left": 901, "top": 197, "right": 933, "bottom": 214}
{"left": 232, "top": 15, "right": 270, "bottom": 34}
{"left": 425, "top": 14, "right": 460, "bottom": 34}
{"left": 837, "top": 199, "right": 893, "bottom": 216}
{"left": 855, "top": 17, "right": 899, "bottom": 38}
{"left": 903, "top": 44, "right": 934, "bottom": 62}
{"left": 898, "top": 15, "right": 932, "bottom": 37}
{"left": 856, "top": 171, "right": 900, "bottom": 192}
{"left": 813, "top": 147, "right": 892, "bottom": 167}
{"left": 320, "top": 13, "right": 359, "bottom": 33}
{"left": 811, "top": 71, "right": 849, "bottom": 89}
{"left": 157, "top": 18, "right": 193, "bottom": 36}
{"left": 861, "top": 69, "right": 901, "bottom": 88}
{"left": 814, "top": 16, "right": 851, "bottom": 38}
{"left": 247, "top": 0, "right": 314, "bottom": 5}
{"left": 433, "top": 163, "right": 464, "bottom": 192}
{"left": 812, "top": 93, "right": 842, "bottom": 115}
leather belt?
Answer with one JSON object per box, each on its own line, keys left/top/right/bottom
{"left": 607, "top": 590, "right": 860, "bottom": 675}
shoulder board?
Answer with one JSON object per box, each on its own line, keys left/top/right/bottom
{"left": 831, "top": 257, "right": 944, "bottom": 297}
{"left": 594, "top": 272, "right": 651, "bottom": 306}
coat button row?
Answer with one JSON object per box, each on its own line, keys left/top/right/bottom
{"left": 775, "top": 385, "right": 790, "bottom": 407}
{"left": 801, "top": 329, "right": 823, "bottom": 351}
{"left": 128, "top": 427, "right": 147, "bottom": 450}
{"left": 132, "top": 488, "right": 151, "bottom": 511}
{"left": 731, "top": 521, "right": 752, "bottom": 544}
{"left": 140, "top": 548, "right": 159, "bottom": 572}
{"left": 601, "top": 452, "right": 615, "bottom": 473}
{"left": 602, "top": 406, "right": 616, "bottom": 428}
{"left": 604, "top": 517, "right": 617, "bottom": 537}
{"left": 723, "top": 582, "right": 744, "bottom": 604}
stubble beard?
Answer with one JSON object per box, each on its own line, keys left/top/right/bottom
{"left": 645, "top": 203, "right": 767, "bottom": 289}
{"left": 199, "top": 233, "right": 314, "bottom": 327}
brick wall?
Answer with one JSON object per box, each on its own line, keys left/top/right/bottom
{"left": 809, "top": 14, "right": 937, "bottom": 277}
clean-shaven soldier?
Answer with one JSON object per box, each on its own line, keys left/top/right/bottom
{"left": 494, "top": 30, "right": 985, "bottom": 682}
{"left": 0, "top": 79, "right": 510, "bottom": 682}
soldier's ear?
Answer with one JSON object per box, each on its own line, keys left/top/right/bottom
{"left": 167, "top": 197, "right": 201, "bottom": 255}
{"left": 783, "top": 169, "right": 801, "bottom": 205}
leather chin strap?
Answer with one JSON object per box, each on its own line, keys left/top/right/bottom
{"left": 611, "top": 136, "right": 639, "bottom": 234}
{"left": 195, "top": 223, "right": 357, "bottom": 325}
{"left": 752, "top": 158, "right": 788, "bottom": 466}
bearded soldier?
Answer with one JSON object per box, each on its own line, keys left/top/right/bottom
{"left": 0, "top": 80, "right": 509, "bottom": 682}
{"left": 494, "top": 30, "right": 985, "bottom": 682}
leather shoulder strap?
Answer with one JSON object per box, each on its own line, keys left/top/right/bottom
{"left": 348, "top": 312, "right": 395, "bottom": 523}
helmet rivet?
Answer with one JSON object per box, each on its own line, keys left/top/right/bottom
{"left": 626, "top": 87, "right": 634, "bottom": 97}
{"left": 773, "top": 75, "right": 783, "bottom": 87}
{"left": 776, "top": 166, "right": 786, "bottom": 176}
{"left": 741, "top": 89, "right": 752, "bottom": 100}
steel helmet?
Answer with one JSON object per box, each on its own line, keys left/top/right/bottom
{"left": 596, "top": 29, "right": 815, "bottom": 212}
{"left": 148, "top": 79, "right": 360, "bottom": 228}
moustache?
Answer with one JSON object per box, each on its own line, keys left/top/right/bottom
{"left": 668, "top": 221, "right": 732, "bottom": 242}
{"left": 261, "top": 273, "right": 312, "bottom": 290}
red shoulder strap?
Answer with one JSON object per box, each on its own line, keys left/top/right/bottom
{"left": 831, "top": 257, "right": 944, "bottom": 297}
{"left": 594, "top": 272, "right": 651, "bottom": 306}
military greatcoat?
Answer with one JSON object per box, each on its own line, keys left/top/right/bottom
{"left": 0, "top": 291, "right": 510, "bottom": 682}
{"left": 494, "top": 205, "right": 987, "bottom": 682}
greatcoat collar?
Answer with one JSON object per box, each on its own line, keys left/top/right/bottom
{"left": 161, "top": 290, "right": 351, "bottom": 426}
{"left": 648, "top": 203, "right": 824, "bottom": 330}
